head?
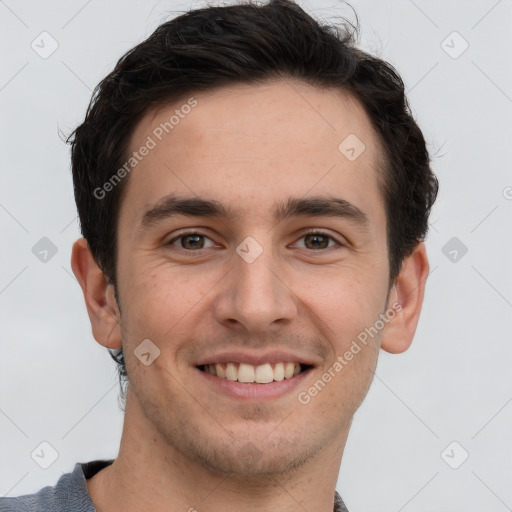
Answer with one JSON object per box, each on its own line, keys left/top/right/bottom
{"left": 70, "top": 0, "right": 437, "bottom": 478}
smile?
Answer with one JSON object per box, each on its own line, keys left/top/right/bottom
{"left": 198, "top": 362, "right": 311, "bottom": 384}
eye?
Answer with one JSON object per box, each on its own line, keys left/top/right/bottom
{"left": 166, "top": 231, "right": 216, "bottom": 250}
{"left": 294, "top": 230, "right": 343, "bottom": 251}
{"left": 165, "top": 229, "right": 344, "bottom": 253}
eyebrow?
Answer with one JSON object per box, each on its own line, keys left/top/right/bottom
{"left": 139, "top": 194, "right": 370, "bottom": 230}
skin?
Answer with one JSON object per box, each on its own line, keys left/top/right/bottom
{"left": 72, "top": 79, "right": 429, "bottom": 512}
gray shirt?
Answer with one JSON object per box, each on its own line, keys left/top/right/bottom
{"left": 0, "top": 460, "right": 349, "bottom": 511}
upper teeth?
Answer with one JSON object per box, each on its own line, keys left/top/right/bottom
{"left": 204, "top": 362, "right": 301, "bottom": 383}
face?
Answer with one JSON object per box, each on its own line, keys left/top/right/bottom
{"left": 113, "top": 80, "right": 392, "bottom": 477}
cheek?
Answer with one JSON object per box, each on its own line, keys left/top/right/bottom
{"left": 298, "top": 268, "right": 387, "bottom": 393}
{"left": 308, "top": 282, "right": 383, "bottom": 414}
{"left": 117, "top": 259, "right": 219, "bottom": 346}
{"left": 303, "top": 268, "right": 386, "bottom": 331}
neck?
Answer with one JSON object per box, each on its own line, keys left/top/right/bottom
{"left": 87, "top": 390, "right": 349, "bottom": 512}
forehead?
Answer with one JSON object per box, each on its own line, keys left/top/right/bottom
{"left": 120, "top": 79, "right": 386, "bottom": 227}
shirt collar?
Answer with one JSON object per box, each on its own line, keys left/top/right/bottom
{"left": 78, "top": 460, "right": 349, "bottom": 511}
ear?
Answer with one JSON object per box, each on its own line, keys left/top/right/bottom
{"left": 381, "top": 242, "right": 429, "bottom": 354}
{"left": 71, "top": 237, "right": 122, "bottom": 349}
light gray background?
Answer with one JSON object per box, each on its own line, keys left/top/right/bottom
{"left": 1, "top": 0, "right": 511, "bottom": 510}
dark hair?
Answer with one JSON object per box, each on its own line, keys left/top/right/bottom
{"left": 67, "top": 0, "right": 438, "bottom": 404}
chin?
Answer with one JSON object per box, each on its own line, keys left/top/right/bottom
{"left": 162, "top": 420, "right": 323, "bottom": 481}
{"left": 195, "top": 439, "right": 316, "bottom": 480}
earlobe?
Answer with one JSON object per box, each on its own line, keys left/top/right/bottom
{"left": 380, "top": 242, "right": 430, "bottom": 354}
{"left": 70, "top": 237, "right": 122, "bottom": 349}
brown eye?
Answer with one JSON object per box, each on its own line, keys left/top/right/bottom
{"left": 167, "top": 231, "right": 215, "bottom": 251}
{"left": 294, "top": 231, "right": 342, "bottom": 251}
{"left": 303, "top": 233, "right": 331, "bottom": 250}
{"left": 180, "top": 234, "right": 205, "bottom": 250}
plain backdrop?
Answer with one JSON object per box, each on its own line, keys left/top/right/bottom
{"left": 1, "top": 1, "right": 511, "bottom": 510}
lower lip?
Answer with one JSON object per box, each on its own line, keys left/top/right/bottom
{"left": 195, "top": 367, "right": 313, "bottom": 400}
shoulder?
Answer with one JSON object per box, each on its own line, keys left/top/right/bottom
{"left": 0, "top": 460, "right": 114, "bottom": 512}
{"left": 334, "top": 490, "right": 350, "bottom": 512}
{"left": 0, "top": 483, "right": 63, "bottom": 512}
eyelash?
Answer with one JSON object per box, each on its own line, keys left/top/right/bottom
{"left": 166, "top": 229, "right": 344, "bottom": 253}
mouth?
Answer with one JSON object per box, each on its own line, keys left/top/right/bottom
{"left": 197, "top": 362, "right": 313, "bottom": 384}
{"left": 195, "top": 360, "right": 314, "bottom": 400}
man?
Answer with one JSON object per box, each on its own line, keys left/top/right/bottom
{"left": 0, "top": 0, "right": 438, "bottom": 510}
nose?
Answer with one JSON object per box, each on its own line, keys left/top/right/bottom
{"left": 212, "top": 243, "right": 298, "bottom": 333}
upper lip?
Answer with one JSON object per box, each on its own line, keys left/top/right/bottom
{"left": 194, "top": 350, "right": 317, "bottom": 367}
